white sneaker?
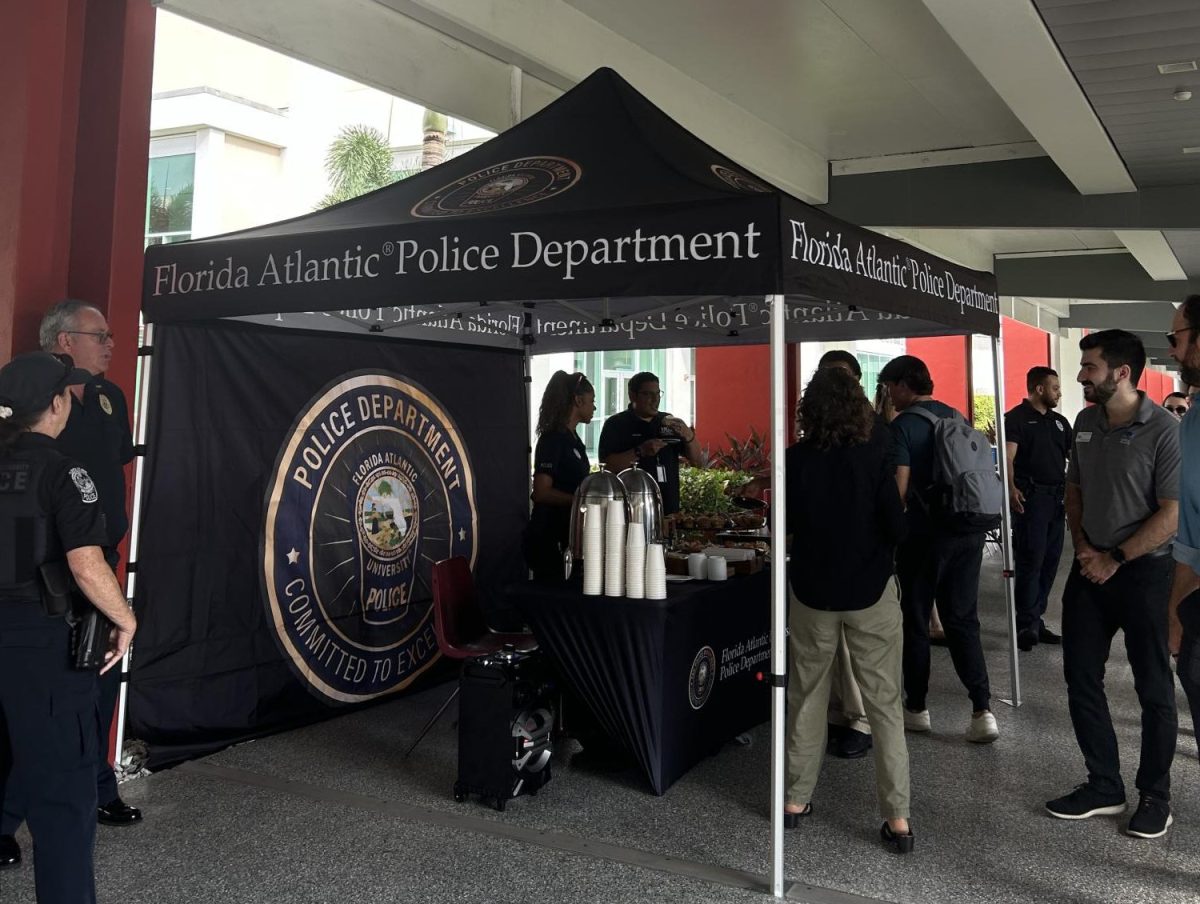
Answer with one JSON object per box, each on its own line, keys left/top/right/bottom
{"left": 903, "top": 708, "right": 931, "bottom": 732}
{"left": 966, "top": 710, "right": 999, "bottom": 744}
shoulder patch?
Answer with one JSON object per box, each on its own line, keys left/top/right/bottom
{"left": 69, "top": 467, "right": 99, "bottom": 503}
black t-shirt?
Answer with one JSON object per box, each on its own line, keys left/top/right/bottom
{"left": 0, "top": 434, "right": 108, "bottom": 594}
{"left": 597, "top": 409, "right": 682, "bottom": 514}
{"left": 1003, "top": 399, "right": 1071, "bottom": 485}
{"left": 526, "top": 429, "right": 590, "bottom": 561}
{"left": 786, "top": 425, "right": 906, "bottom": 611}
{"left": 56, "top": 377, "right": 133, "bottom": 550}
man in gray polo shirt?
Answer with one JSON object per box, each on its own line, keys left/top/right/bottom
{"left": 1046, "top": 329, "right": 1180, "bottom": 840}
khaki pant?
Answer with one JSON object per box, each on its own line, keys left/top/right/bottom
{"left": 785, "top": 581, "right": 910, "bottom": 820}
{"left": 828, "top": 630, "right": 870, "bottom": 735}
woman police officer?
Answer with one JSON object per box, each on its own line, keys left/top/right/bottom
{"left": 0, "top": 352, "right": 136, "bottom": 904}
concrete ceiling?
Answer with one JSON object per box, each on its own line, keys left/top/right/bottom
{"left": 160, "top": 0, "right": 1200, "bottom": 341}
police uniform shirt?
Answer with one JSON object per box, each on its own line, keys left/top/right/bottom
{"left": 1, "top": 434, "right": 108, "bottom": 592}
{"left": 598, "top": 408, "right": 682, "bottom": 515}
{"left": 56, "top": 377, "right": 132, "bottom": 550}
{"left": 1003, "top": 399, "right": 1072, "bottom": 485}
{"left": 533, "top": 429, "right": 590, "bottom": 496}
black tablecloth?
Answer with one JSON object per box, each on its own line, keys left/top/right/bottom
{"left": 511, "top": 571, "right": 770, "bottom": 795}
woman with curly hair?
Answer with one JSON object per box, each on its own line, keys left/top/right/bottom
{"left": 524, "top": 371, "right": 595, "bottom": 582}
{"left": 783, "top": 366, "right": 913, "bottom": 853}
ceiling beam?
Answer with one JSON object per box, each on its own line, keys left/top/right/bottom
{"left": 996, "top": 253, "right": 1200, "bottom": 302}
{"left": 1060, "top": 302, "right": 1178, "bottom": 332}
{"left": 825, "top": 157, "right": 1200, "bottom": 230}
{"left": 918, "top": 0, "right": 1134, "bottom": 195}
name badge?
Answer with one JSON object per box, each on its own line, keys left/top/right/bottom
{"left": 657, "top": 464, "right": 666, "bottom": 483}
{"left": 1076, "top": 432, "right": 1092, "bottom": 443}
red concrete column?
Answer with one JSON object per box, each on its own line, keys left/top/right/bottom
{"left": 906, "top": 336, "right": 970, "bottom": 415}
{"left": 694, "top": 345, "right": 772, "bottom": 458}
{"left": 1000, "top": 317, "right": 1051, "bottom": 415}
{"left": 0, "top": 0, "right": 153, "bottom": 393}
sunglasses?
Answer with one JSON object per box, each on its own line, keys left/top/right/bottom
{"left": 1167, "top": 405, "right": 1188, "bottom": 415}
{"left": 1165, "top": 326, "right": 1197, "bottom": 349}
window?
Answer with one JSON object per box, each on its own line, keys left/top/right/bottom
{"left": 145, "top": 153, "right": 195, "bottom": 246}
{"left": 573, "top": 348, "right": 669, "bottom": 463}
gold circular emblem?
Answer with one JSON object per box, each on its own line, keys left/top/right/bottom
{"left": 98, "top": 394, "right": 113, "bottom": 415}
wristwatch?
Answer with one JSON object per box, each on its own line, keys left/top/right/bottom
{"left": 1110, "top": 546, "right": 1127, "bottom": 565}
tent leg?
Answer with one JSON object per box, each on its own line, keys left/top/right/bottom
{"left": 115, "top": 320, "right": 157, "bottom": 771}
{"left": 768, "top": 294, "right": 787, "bottom": 898}
{"left": 991, "top": 332, "right": 1021, "bottom": 709}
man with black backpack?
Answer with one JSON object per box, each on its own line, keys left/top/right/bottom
{"left": 879, "top": 355, "right": 1001, "bottom": 744}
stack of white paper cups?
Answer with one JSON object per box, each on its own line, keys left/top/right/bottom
{"left": 583, "top": 502, "right": 605, "bottom": 595}
{"left": 645, "top": 543, "right": 667, "bottom": 599}
{"left": 604, "top": 500, "right": 626, "bottom": 597}
{"left": 625, "top": 522, "right": 646, "bottom": 598}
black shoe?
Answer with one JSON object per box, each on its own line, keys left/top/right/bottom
{"left": 834, "top": 728, "right": 873, "bottom": 760}
{"left": 880, "top": 821, "right": 914, "bottom": 854}
{"left": 825, "top": 723, "right": 847, "bottom": 752}
{"left": 0, "top": 834, "right": 20, "bottom": 869}
{"left": 929, "top": 632, "right": 949, "bottom": 648}
{"left": 1045, "top": 784, "right": 1126, "bottom": 820}
{"left": 98, "top": 798, "right": 143, "bottom": 826}
{"left": 1017, "top": 629, "right": 1038, "bottom": 652}
{"left": 1038, "top": 626, "right": 1062, "bottom": 645}
{"left": 1125, "top": 795, "right": 1172, "bottom": 839}
{"left": 783, "top": 802, "right": 812, "bottom": 829}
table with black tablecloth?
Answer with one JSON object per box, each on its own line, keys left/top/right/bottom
{"left": 510, "top": 571, "right": 770, "bottom": 795}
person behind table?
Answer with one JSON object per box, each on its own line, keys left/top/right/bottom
{"left": 1164, "top": 392, "right": 1189, "bottom": 420}
{"left": 1166, "top": 295, "right": 1200, "bottom": 788}
{"left": 1004, "top": 366, "right": 1071, "bottom": 653}
{"left": 1046, "top": 329, "right": 1179, "bottom": 839}
{"left": 524, "top": 371, "right": 595, "bottom": 582}
{"left": 782, "top": 367, "right": 912, "bottom": 852}
{"left": 598, "top": 372, "right": 701, "bottom": 515}
{"left": 878, "top": 355, "right": 998, "bottom": 744}
{"left": 0, "top": 352, "right": 137, "bottom": 901}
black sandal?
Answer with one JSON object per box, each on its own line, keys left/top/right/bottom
{"left": 880, "top": 821, "right": 914, "bottom": 854}
{"left": 783, "top": 803, "right": 812, "bottom": 829}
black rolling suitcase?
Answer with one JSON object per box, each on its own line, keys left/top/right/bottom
{"left": 454, "top": 648, "right": 554, "bottom": 811}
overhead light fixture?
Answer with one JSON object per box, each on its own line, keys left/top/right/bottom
{"left": 1159, "top": 61, "right": 1198, "bottom": 74}
{"left": 1175, "top": 89, "right": 1194, "bottom": 101}
{"left": 1183, "top": 146, "right": 1200, "bottom": 154}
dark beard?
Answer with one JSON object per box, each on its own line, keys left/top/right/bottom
{"left": 1085, "top": 375, "right": 1117, "bottom": 405}
{"left": 1181, "top": 361, "right": 1200, "bottom": 388}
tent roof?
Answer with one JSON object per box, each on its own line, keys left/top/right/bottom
{"left": 143, "top": 67, "right": 999, "bottom": 343}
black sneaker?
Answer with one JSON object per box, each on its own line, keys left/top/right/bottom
{"left": 834, "top": 728, "right": 873, "bottom": 759}
{"left": 1046, "top": 784, "right": 1126, "bottom": 820}
{"left": 1125, "top": 796, "right": 1172, "bottom": 839}
{"left": 1038, "top": 626, "right": 1062, "bottom": 645}
{"left": 1018, "top": 629, "right": 1038, "bottom": 652}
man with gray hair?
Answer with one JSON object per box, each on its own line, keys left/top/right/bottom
{"left": 0, "top": 300, "right": 139, "bottom": 873}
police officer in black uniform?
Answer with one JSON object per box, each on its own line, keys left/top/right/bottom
{"left": 0, "top": 352, "right": 137, "bottom": 903}
{"left": 597, "top": 371, "right": 702, "bottom": 516}
{"left": 1003, "top": 365, "right": 1072, "bottom": 651}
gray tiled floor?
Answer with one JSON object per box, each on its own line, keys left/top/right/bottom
{"left": 2, "top": 542, "right": 1198, "bottom": 904}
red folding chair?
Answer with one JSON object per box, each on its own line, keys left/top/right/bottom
{"left": 403, "top": 557, "right": 536, "bottom": 757}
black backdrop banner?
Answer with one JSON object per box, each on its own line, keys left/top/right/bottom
{"left": 128, "top": 321, "right": 528, "bottom": 766}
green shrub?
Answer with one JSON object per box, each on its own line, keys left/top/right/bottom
{"left": 679, "top": 466, "right": 754, "bottom": 515}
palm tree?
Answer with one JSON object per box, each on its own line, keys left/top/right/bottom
{"left": 421, "top": 109, "right": 448, "bottom": 170}
{"left": 318, "top": 125, "right": 396, "bottom": 208}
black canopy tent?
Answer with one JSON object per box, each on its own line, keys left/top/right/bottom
{"left": 131, "top": 68, "right": 1015, "bottom": 897}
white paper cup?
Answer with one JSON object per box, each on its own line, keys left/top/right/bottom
{"left": 706, "top": 556, "right": 727, "bottom": 581}
{"left": 687, "top": 553, "right": 708, "bottom": 579}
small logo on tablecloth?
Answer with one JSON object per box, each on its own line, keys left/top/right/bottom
{"left": 688, "top": 645, "right": 717, "bottom": 710}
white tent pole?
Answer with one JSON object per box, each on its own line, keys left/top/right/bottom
{"left": 767, "top": 293, "right": 787, "bottom": 898}
{"left": 991, "top": 331, "right": 1021, "bottom": 708}
{"left": 115, "top": 319, "right": 156, "bottom": 769}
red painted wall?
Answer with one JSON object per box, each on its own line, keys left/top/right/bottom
{"left": 694, "top": 345, "right": 772, "bottom": 458}
{"left": 906, "top": 336, "right": 969, "bottom": 415}
{"left": 1001, "top": 317, "right": 1051, "bottom": 415}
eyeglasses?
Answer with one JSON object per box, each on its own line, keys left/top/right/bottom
{"left": 1167, "top": 405, "right": 1188, "bottom": 415}
{"left": 1165, "top": 326, "right": 1197, "bottom": 349}
{"left": 636, "top": 390, "right": 664, "bottom": 401}
{"left": 67, "top": 330, "right": 114, "bottom": 344}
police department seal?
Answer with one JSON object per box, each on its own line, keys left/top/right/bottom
{"left": 262, "top": 372, "right": 478, "bottom": 704}
{"left": 412, "top": 156, "right": 581, "bottom": 218}
{"left": 688, "top": 645, "right": 717, "bottom": 710}
{"left": 711, "top": 163, "right": 771, "bottom": 194}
